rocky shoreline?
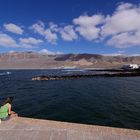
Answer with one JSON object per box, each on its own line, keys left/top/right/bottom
{"left": 32, "top": 71, "right": 140, "bottom": 81}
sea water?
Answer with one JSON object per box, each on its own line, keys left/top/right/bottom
{"left": 0, "top": 69, "right": 140, "bottom": 130}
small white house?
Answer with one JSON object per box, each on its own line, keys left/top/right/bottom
{"left": 122, "top": 64, "right": 139, "bottom": 70}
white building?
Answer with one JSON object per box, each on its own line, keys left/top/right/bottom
{"left": 122, "top": 64, "right": 139, "bottom": 70}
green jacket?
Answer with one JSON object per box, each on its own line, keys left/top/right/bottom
{"left": 0, "top": 103, "right": 9, "bottom": 119}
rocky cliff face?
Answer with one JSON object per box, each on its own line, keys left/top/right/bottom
{"left": 0, "top": 52, "right": 140, "bottom": 69}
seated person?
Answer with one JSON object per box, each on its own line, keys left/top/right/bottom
{"left": 0, "top": 96, "right": 18, "bottom": 121}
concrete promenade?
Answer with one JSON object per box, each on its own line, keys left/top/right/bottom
{"left": 0, "top": 117, "right": 140, "bottom": 140}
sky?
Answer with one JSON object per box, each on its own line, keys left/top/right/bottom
{"left": 0, "top": 0, "right": 140, "bottom": 55}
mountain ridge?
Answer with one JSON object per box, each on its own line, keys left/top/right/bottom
{"left": 0, "top": 52, "right": 140, "bottom": 69}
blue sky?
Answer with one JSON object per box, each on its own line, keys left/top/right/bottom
{"left": 0, "top": 0, "right": 140, "bottom": 55}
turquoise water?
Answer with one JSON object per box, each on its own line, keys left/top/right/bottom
{"left": 0, "top": 70, "right": 140, "bottom": 130}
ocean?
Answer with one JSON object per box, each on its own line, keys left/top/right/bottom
{"left": 0, "top": 69, "right": 140, "bottom": 130}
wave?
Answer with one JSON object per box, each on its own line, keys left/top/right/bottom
{"left": 0, "top": 72, "right": 11, "bottom": 76}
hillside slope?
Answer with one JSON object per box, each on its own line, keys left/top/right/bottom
{"left": 0, "top": 52, "right": 140, "bottom": 69}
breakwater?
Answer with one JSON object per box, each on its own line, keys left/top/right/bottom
{"left": 32, "top": 71, "right": 140, "bottom": 81}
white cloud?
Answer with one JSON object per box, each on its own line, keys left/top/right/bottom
{"left": 73, "top": 14, "right": 104, "bottom": 41}
{"left": 19, "top": 37, "right": 43, "bottom": 45}
{"left": 60, "top": 25, "right": 78, "bottom": 41}
{"left": 44, "top": 29, "right": 58, "bottom": 44}
{"left": 0, "top": 34, "right": 41, "bottom": 49}
{"left": 73, "top": 14, "right": 104, "bottom": 26}
{"left": 103, "top": 50, "right": 125, "bottom": 56}
{"left": 31, "top": 21, "right": 58, "bottom": 44}
{"left": 19, "top": 44, "right": 35, "bottom": 49}
{"left": 129, "top": 54, "right": 140, "bottom": 56}
{"left": 116, "top": 2, "right": 135, "bottom": 11}
{"left": 101, "top": 2, "right": 140, "bottom": 48}
{"left": 30, "top": 21, "right": 45, "bottom": 35}
{"left": 103, "top": 53, "right": 124, "bottom": 56}
{"left": 39, "top": 49, "right": 63, "bottom": 55}
{"left": 9, "top": 50, "right": 15, "bottom": 53}
{"left": 118, "top": 50, "right": 125, "bottom": 54}
{"left": 2, "top": 2, "right": 140, "bottom": 49}
{"left": 49, "top": 22, "right": 59, "bottom": 32}
{"left": 0, "top": 33, "right": 17, "bottom": 47}
{"left": 39, "top": 49, "right": 55, "bottom": 55}
{"left": 102, "top": 5, "right": 140, "bottom": 36}
{"left": 107, "top": 31, "right": 140, "bottom": 48}
{"left": 4, "top": 23, "right": 23, "bottom": 35}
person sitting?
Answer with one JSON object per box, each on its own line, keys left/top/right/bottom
{"left": 0, "top": 96, "right": 18, "bottom": 121}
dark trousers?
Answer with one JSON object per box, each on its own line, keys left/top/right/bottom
{"left": 1, "top": 115, "right": 10, "bottom": 121}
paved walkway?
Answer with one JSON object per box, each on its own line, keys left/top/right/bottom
{"left": 0, "top": 117, "right": 140, "bottom": 140}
